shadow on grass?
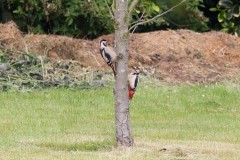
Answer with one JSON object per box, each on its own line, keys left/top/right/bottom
{"left": 34, "top": 140, "right": 114, "bottom": 151}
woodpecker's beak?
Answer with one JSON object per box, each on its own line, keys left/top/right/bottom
{"left": 132, "top": 66, "right": 141, "bottom": 74}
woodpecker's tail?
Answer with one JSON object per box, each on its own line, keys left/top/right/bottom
{"left": 110, "top": 63, "right": 116, "bottom": 77}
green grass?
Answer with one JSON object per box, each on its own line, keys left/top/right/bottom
{"left": 0, "top": 83, "right": 240, "bottom": 159}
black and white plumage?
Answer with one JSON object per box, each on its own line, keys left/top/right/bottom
{"left": 128, "top": 67, "right": 140, "bottom": 100}
{"left": 128, "top": 67, "right": 140, "bottom": 91}
{"left": 99, "top": 39, "right": 117, "bottom": 76}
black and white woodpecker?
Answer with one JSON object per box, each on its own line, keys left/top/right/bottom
{"left": 99, "top": 39, "right": 117, "bottom": 77}
{"left": 128, "top": 67, "right": 140, "bottom": 100}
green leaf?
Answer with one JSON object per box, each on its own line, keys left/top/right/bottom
{"left": 152, "top": 4, "right": 160, "bottom": 12}
{"left": 232, "top": 5, "right": 240, "bottom": 17}
{"left": 228, "top": 21, "right": 235, "bottom": 28}
{"left": 221, "top": 28, "right": 229, "bottom": 33}
{"left": 219, "top": 0, "right": 233, "bottom": 9}
{"left": 209, "top": 8, "right": 218, "bottom": 12}
{"left": 13, "top": 10, "right": 19, "bottom": 14}
{"left": 71, "top": 12, "right": 79, "bottom": 17}
{"left": 218, "top": 11, "right": 227, "bottom": 22}
{"left": 68, "top": 18, "right": 73, "bottom": 26}
{"left": 135, "top": 9, "right": 140, "bottom": 14}
{"left": 13, "top": 6, "right": 23, "bottom": 14}
{"left": 227, "top": 8, "right": 233, "bottom": 20}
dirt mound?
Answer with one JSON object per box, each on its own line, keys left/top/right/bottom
{"left": 1, "top": 21, "right": 240, "bottom": 84}
{"left": 0, "top": 21, "right": 22, "bottom": 41}
{"left": 98, "top": 30, "right": 240, "bottom": 83}
{"left": 0, "top": 21, "right": 98, "bottom": 68}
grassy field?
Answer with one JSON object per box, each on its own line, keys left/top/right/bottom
{"left": 0, "top": 83, "right": 240, "bottom": 159}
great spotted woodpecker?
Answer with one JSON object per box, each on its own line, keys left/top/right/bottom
{"left": 99, "top": 39, "right": 117, "bottom": 77}
{"left": 128, "top": 67, "right": 140, "bottom": 100}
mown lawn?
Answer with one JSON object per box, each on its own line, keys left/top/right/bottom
{"left": 0, "top": 83, "right": 240, "bottom": 159}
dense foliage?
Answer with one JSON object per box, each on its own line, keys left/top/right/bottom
{"left": 1, "top": 0, "right": 114, "bottom": 38}
{"left": 157, "top": 0, "right": 209, "bottom": 32}
{"left": 0, "top": 0, "right": 239, "bottom": 38}
{"left": 214, "top": 0, "right": 240, "bottom": 36}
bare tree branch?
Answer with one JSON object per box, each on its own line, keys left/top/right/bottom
{"left": 129, "top": 0, "right": 187, "bottom": 31}
{"left": 130, "top": 25, "right": 138, "bottom": 39}
{"left": 130, "top": 9, "right": 146, "bottom": 26}
{"left": 165, "top": 17, "right": 192, "bottom": 27}
{"left": 104, "top": 0, "right": 114, "bottom": 19}
{"left": 130, "top": 10, "right": 145, "bottom": 39}
{"left": 127, "top": 0, "right": 140, "bottom": 23}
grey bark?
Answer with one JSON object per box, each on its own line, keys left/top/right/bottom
{"left": 114, "top": 0, "right": 134, "bottom": 147}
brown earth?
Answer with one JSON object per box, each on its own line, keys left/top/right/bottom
{"left": 1, "top": 21, "right": 240, "bottom": 84}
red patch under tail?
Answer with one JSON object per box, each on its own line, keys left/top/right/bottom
{"left": 128, "top": 85, "right": 135, "bottom": 100}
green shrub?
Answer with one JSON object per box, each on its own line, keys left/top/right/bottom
{"left": 4, "top": 0, "right": 114, "bottom": 38}
{"left": 211, "top": 0, "right": 240, "bottom": 36}
{"left": 131, "top": 0, "right": 209, "bottom": 33}
{"left": 3, "top": 0, "right": 232, "bottom": 37}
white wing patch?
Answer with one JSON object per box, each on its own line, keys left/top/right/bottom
{"left": 104, "top": 47, "right": 117, "bottom": 62}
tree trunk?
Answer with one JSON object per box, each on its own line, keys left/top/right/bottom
{"left": 114, "top": 0, "right": 134, "bottom": 147}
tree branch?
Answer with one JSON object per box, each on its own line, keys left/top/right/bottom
{"left": 130, "top": 10, "right": 145, "bottom": 39}
{"left": 104, "top": 0, "right": 114, "bottom": 19}
{"left": 129, "top": 0, "right": 187, "bottom": 31}
{"left": 127, "top": 0, "right": 140, "bottom": 23}
{"left": 130, "top": 9, "right": 146, "bottom": 26}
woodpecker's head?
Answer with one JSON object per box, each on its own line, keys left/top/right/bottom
{"left": 132, "top": 67, "right": 140, "bottom": 75}
{"left": 100, "top": 39, "right": 108, "bottom": 48}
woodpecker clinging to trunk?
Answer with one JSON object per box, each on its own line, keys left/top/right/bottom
{"left": 128, "top": 67, "right": 140, "bottom": 100}
{"left": 99, "top": 39, "right": 117, "bottom": 77}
